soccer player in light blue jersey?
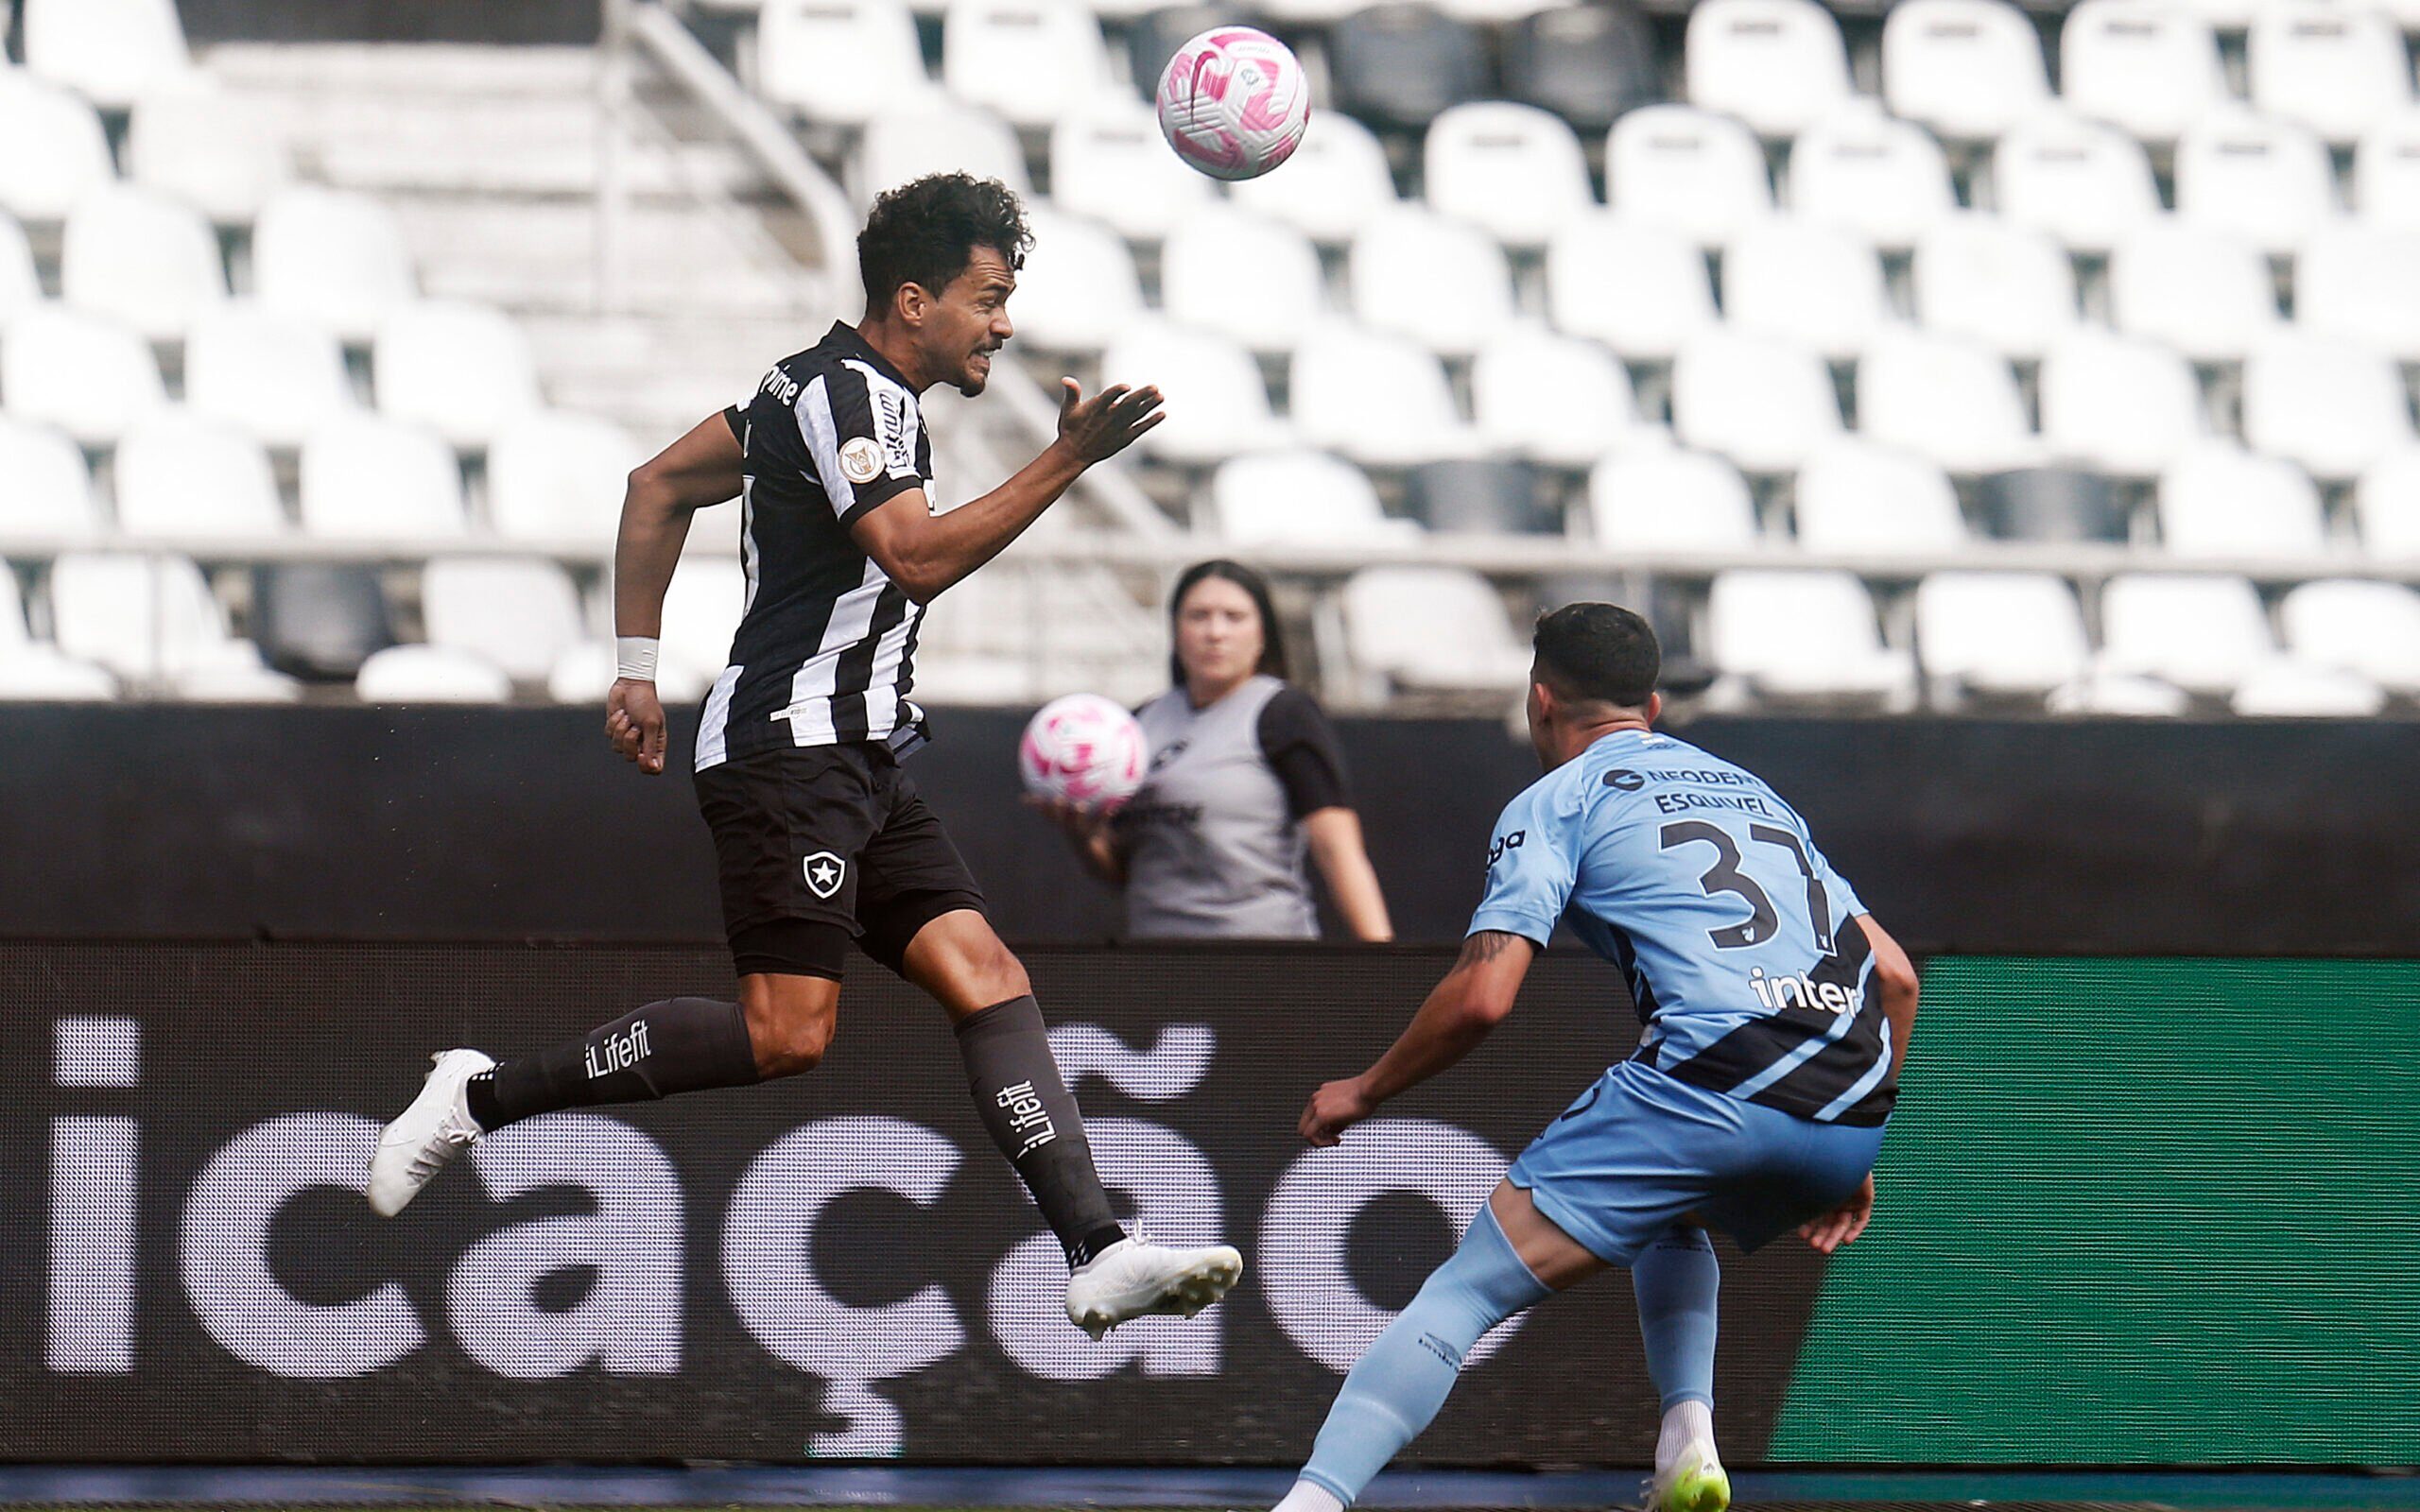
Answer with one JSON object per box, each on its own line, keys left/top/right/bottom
{"left": 1271, "top": 603, "right": 1921, "bottom": 1512}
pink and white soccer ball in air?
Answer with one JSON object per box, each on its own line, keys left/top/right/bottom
{"left": 1154, "top": 26, "right": 1311, "bottom": 181}
{"left": 1018, "top": 694, "right": 1150, "bottom": 811}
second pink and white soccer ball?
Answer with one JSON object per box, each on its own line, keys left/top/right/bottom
{"left": 1154, "top": 26, "right": 1311, "bottom": 181}
{"left": 1018, "top": 694, "right": 1149, "bottom": 813}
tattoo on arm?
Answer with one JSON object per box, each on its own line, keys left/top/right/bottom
{"left": 1458, "top": 930, "right": 1520, "bottom": 968}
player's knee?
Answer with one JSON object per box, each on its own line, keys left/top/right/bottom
{"left": 740, "top": 979, "right": 839, "bottom": 1078}
{"left": 973, "top": 937, "right": 1031, "bottom": 1004}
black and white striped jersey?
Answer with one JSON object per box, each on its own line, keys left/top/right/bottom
{"left": 695, "top": 322, "right": 935, "bottom": 772}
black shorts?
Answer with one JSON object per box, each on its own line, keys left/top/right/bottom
{"left": 693, "top": 742, "right": 986, "bottom": 980}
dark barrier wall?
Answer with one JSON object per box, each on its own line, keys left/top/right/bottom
{"left": 0, "top": 707, "right": 2413, "bottom": 955}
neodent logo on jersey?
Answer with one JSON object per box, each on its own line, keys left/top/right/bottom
{"left": 1749, "top": 966, "right": 1860, "bottom": 1015}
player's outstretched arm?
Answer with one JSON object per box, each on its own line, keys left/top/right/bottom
{"left": 605, "top": 414, "right": 745, "bottom": 776}
{"left": 1300, "top": 930, "right": 1538, "bottom": 1146}
{"left": 851, "top": 378, "right": 1163, "bottom": 603}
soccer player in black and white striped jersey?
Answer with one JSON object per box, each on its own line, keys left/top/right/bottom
{"left": 368, "top": 174, "right": 1242, "bottom": 1340}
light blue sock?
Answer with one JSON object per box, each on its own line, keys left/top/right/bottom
{"left": 1296, "top": 1204, "right": 1550, "bottom": 1505}
{"left": 1632, "top": 1226, "right": 1719, "bottom": 1412}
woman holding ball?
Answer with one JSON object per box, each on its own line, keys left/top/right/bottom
{"left": 1045, "top": 560, "right": 1392, "bottom": 941}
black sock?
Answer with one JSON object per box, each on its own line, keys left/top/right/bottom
{"left": 954, "top": 995, "right": 1126, "bottom": 1268}
{"left": 464, "top": 997, "right": 759, "bottom": 1132}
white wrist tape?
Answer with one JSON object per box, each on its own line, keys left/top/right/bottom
{"left": 614, "top": 636, "right": 660, "bottom": 682}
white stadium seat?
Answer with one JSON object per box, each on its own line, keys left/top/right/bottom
{"left": 183, "top": 302, "right": 358, "bottom": 449}
{"left": 942, "top": 0, "right": 1106, "bottom": 129}
{"left": 25, "top": 0, "right": 192, "bottom": 111}
{"left": 299, "top": 413, "right": 469, "bottom": 540}
{"left": 2107, "top": 219, "right": 2280, "bottom": 363}
{"left": 2250, "top": 1, "right": 2411, "bottom": 146}
{"left": 2062, "top": 0, "right": 2226, "bottom": 145}
{"left": 1471, "top": 326, "right": 1641, "bottom": 469}
{"left": 2162, "top": 0, "right": 2260, "bottom": 28}
{"left": 1340, "top": 566, "right": 1531, "bottom": 696}
{"left": 252, "top": 186, "right": 419, "bottom": 345}
{"left": 1013, "top": 207, "right": 1145, "bottom": 354}
{"left": 1793, "top": 438, "right": 1967, "bottom": 554}
{"left": 1291, "top": 322, "right": 1477, "bottom": 469}
{"left": 1099, "top": 319, "right": 1282, "bottom": 466}
{"left": 0, "top": 611, "right": 116, "bottom": 700}
{"left": 1423, "top": 103, "right": 1596, "bottom": 249}
{"left": 757, "top": 0, "right": 932, "bottom": 126}
{"left": 2354, "top": 110, "right": 2420, "bottom": 228}
{"left": 0, "top": 416, "right": 101, "bottom": 538}
{"left": 1912, "top": 215, "right": 2077, "bottom": 360}
{"left": 1207, "top": 451, "right": 1412, "bottom": 545}
{"left": 46, "top": 552, "right": 233, "bottom": 681}
{"left": 1047, "top": 95, "right": 1211, "bottom": 241}
{"left": 855, "top": 100, "right": 1029, "bottom": 207}
{"left": 1993, "top": 110, "right": 2161, "bottom": 253}
{"left": 422, "top": 557, "right": 588, "bottom": 684}
{"left": 60, "top": 185, "right": 227, "bottom": 342}
{"left": 1, "top": 303, "right": 166, "bottom": 446}
{"left": 1857, "top": 328, "right": 2037, "bottom": 476}
{"left": 1160, "top": 206, "right": 1323, "bottom": 356}
{"left": 1882, "top": 0, "right": 2052, "bottom": 144}
{"left": 660, "top": 557, "right": 748, "bottom": 689}
{"left": 1706, "top": 569, "right": 1917, "bottom": 700}
{"left": 2242, "top": 333, "right": 2415, "bottom": 481}
{"left": 0, "top": 213, "right": 36, "bottom": 327}
{"left": 1787, "top": 104, "right": 1957, "bottom": 252}
{"left": 2295, "top": 223, "right": 2420, "bottom": 361}
{"left": 2176, "top": 109, "right": 2338, "bottom": 255}
{"left": 1546, "top": 215, "right": 1718, "bottom": 361}
{"left": 1587, "top": 441, "right": 1760, "bottom": 549}
{"left": 2039, "top": 330, "right": 2205, "bottom": 479}
{"left": 1671, "top": 329, "right": 1842, "bottom": 473}
{"left": 1607, "top": 105, "right": 1774, "bottom": 248}
{"left": 2157, "top": 441, "right": 2329, "bottom": 558}
{"left": 125, "top": 86, "right": 289, "bottom": 226}
{"left": 2099, "top": 573, "right": 2273, "bottom": 696}
{"left": 354, "top": 644, "right": 512, "bottom": 705}
{"left": 0, "top": 73, "right": 113, "bottom": 224}
{"left": 2280, "top": 578, "right": 2420, "bottom": 692}
{"left": 373, "top": 300, "right": 544, "bottom": 449}
{"left": 487, "top": 410, "right": 645, "bottom": 544}
{"left": 1685, "top": 0, "right": 1852, "bottom": 140}
{"left": 2229, "top": 660, "right": 2388, "bottom": 716}
{"left": 1229, "top": 112, "right": 1397, "bottom": 247}
{"left": 2359, "top": 447, "right": 2420, "bottom": 556}
{"left": 112, "top": 411, "right": 286, "bottom": 540}
{"left": 1348, "top": 207, "right": 1516, "bottom": 358}
{"left": 1722, "top": 219, "right": 1891, "bottom": 360}
{"left": 1916, "top": 572, "right": 2091, "bottom": 696}
{"left": 2044, "top": 669, "right": 2191, "bottom": 717}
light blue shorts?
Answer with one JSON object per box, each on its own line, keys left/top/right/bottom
{"left": 1506, "top": 1058, "right": 1887, "bottom": 1265}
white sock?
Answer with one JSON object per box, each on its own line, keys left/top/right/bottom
{"left": 1655, "top": 1399, "right": 1716, "bottom": 1475}
{"left": 1273, "top": 1479, "right": 1347, "bottom": 1512}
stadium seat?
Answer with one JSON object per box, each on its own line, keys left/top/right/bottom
{"left": 1721, "top": 219, "right": 1891, "bottom": 360}
{"left": 1857, "top": 328, "right": 2038, "bottom": 476}
{"left": 2107, "top": 219, "right": 2280, "bottom": 364}
{"left": 2353, "top": 110, "right": 2420, "bottom": 228}
{"left": 1911, "top": 215, "right": 2077, "bottom": 360}
{"left": 251, "top": 563, "right": 397, "bottom": 680}
{"left": 2280, "top": 578, "right": 2420, "bottom": 692}
{"left": 855, "top": 101, "right": 1029, "bottom": 208}
{"left": 2061, "top": 0, "right": 2226, "bottom": 145}
{"left": 1975, "top": 466, "right": 2131, "bottom": 542}
{"left": 1607, "top": 105, "right": 1773, "bottom": 247}
{"left": 2229, "top": 660, "right": 2388, "bottom": 716}
{"left": 2157, "top": 440, "right": 2329, "bottom": 558}
{"left": 2358, "top": 447, "right": 2420, "bottom": 556}
{"left": 2159, "top": 0, "right": 2260, "bottom": 29}
{"left": 373, "top": 300, "right": 544, "bottom": 449}
{"left": 2242, "top": 333, "right": 2415, "bottom": 481}
{"left": 1546, "top": 215, "right": 1718, "bottom": 361}
{"left": 1704, "top": 569, "right": 1917, "bottom": 700}
{"left": 2038, "top": 330, "right": 2205, "bottom": 479}
{"left": 1349, "top": 207, "right": 1516, "bottom": 358}
{"left": 252, "top": 186, "right": 420, "bottom": 345}
{"left": 1126, "top": 6, "right": 1225, "bottom": 99}
{"left": 0, "top": 73, "right": 113, "bottom": 224}
{"left": 46, "top": 551, "right": 236, "bottom": 682}
{"left": 299, "top": 413, "right": 470, "bottom": 540}
{"left": 2099, "top": 573, "right": 2273, "bottom": 696}
{"left": 1228, "top": 112, "right": 1397, "bottom": 247}
{"left": 1586, "top": 441, "right": 1760, "bottom": 549}
{"left": 487, "top": 410, "right": 646, "bottom": 544}
{"left": 59, "top": 185, "right": 227, "bottom": 342}
{"left": 2249, "top": 1, "right": 2411, "bottom": 146}
{"left": 1685, "top": 0, "right": 1851, "bottom": 140}
{"left": 1326, "top": 5, "right": 1489, "bottom": 134}
{"left": 1099, "top": 320, "right": 1282, "bottom": 466}
{"left": 354, "top": 644, "right": 513, "bottom": 705}
{"left": 112, "top": 411, "right": 287, "bottom": 540}
{"left": 183, "top": 302, "right": 358, "bottom": 449}
{"left": 942, "top": 0, "right": 1107, "bottom": 130}
{"left": 2044, "top": 669, "right": 2191, "bottom": 718}
{"left": 1882, "top": 0, "right": 2052, "bottom": 144}
{"left": 1502, "top": 3, "right": 1662, "bottom": 135}
{"left": 1670, "top": 329, "right": 1842, "bottom": 473}
{"left": 1160, "top": 206, "right": 1323, "bottom": 356}
{"left": 0, "top": 303, "right": 165, "bottom": 446}
{"left": 1430, "top": 0, "right": 1580, "bottom": 22}
{"left": 1402, "top": 459, "right": 1558, "bottom": 536}
{"left": 0, "top": 213, "right": 35, "bottom": 328}
{"left": 1340, "top": 565, "right": 1531, "bottom": 696}
{"left": 1424, "top": 103, "right": 1597, "bottom": 250}
{"left": 1992, "top": 110, "right": 2161, "bottom": 253}
{"left": 1290, "top": 322, "right": 1477, "bottom": 468}
{"left": 2175, "top": 109, "right": 2337, "bottom": 255}
{"left": 1253, "top": 0, "right": 1375, "bottom": 23}
{"left": 422, "top": 557, "right": 588, "bottom": 684}
{"left": 1014, "top": 207, "right": 1146, "bottom": 353}
{"left": 2295, "top": 223, "right": 2420, "bottom": 361}
{"left": 1915, "top": 572, "right": 2091, "bottom": 695}
{"left": 24, "top": 0, "right": 192, "bottom": 112}
{"left": 661, "top": 557, "right": 749, "bottom": 688}
{"left": 1206, "top": 451, "right": 1414, "bottom": 545}
{"left": 1793, "top": 438, "right": 1968, "bottom": 553}
{"left": 1471, "top": 326, "right": 1641, "bottom": 469}
{"left": 0, "top": 614, "right": 117, "bottom": 700}
{"left": 124, "top": 86, "right": 289, "bottom": 227}
{"left": 757, "top": 0, "right": 932, "bottom": 126}
{"left": 1047, "top": 95, "right": 1212, "bottom": 241}
{"left": 1787, "top": 104, "right": 1957, "bottom": 252}
{"left": 0, "top": 416, "right": 100, "bottom": 539}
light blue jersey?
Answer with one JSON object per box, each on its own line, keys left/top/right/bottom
{"left": 1470, "top": 728, "right": 1894, "bottom": 1127}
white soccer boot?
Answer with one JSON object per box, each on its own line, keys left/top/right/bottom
{"left": 367, "top": 1048, "right": 494, "bottom": 1217}
{"left": 1065, "top": 1236, "right": 1244, "bottom": 1340}
{"left": 1646, "top": 1437, "right": 1731, "bottom": 1512}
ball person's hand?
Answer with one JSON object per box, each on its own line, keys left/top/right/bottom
{"left": 1798, "top": 1171, "right": 1875, "bottom": 1254}
{"left": 1300, "top": 1076, "right": 1375, "bottom": 1148}
{"left": 1057, "top": 377, "right": 1166, "bottom": 463}
{"left": 605, "top": 678, "right": 668, "bottom": 775}
{"left": 1026, "top": 794, "right": 1111, "bottom": 840}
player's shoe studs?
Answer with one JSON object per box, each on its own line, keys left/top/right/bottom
{"left": 1646, "top": 1441, "right": 1731, "bottom": 1512}
{"left": 367, "top": 1048, "right": 494, "bottom": 1218}
{"left": 1065, "top": 1236, "right": 1244, "bottom": 1340}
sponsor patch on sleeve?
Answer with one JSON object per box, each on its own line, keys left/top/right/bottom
{"left": 838, "top": 435, "right": 884, "bottom": 485}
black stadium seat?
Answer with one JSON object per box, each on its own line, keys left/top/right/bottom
{"left": 1976, "top": 467, "right": 2131, "bottom": 543}
{"left": 251, "top": 563, "right": 397, "bottom": 680}
{"left": 1404, "top": 459, "right": 1559, "bottom": 536}
{"left": 1328, "top": 4, "right": 1489, "bottom": 135}
{"left": 1503, "top": 3, "right": 1662, "bottom": 135}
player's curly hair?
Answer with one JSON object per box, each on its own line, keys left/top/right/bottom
{"left": 858, "top": 173, "right": 1032, "bottom": 314}
{"left": 1534, "top": 602, "right": 1659, "bottom": 709}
